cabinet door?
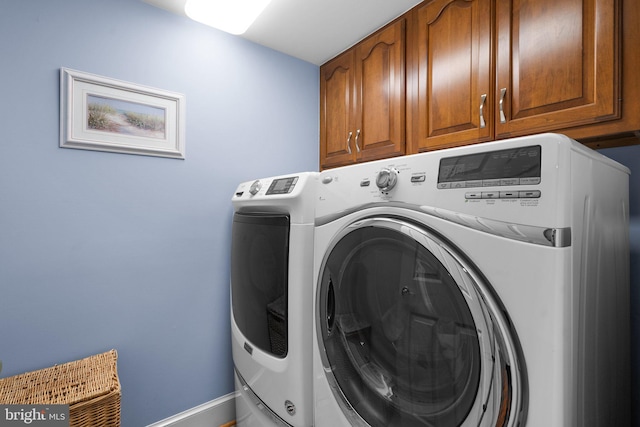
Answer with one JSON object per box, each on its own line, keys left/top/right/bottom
{"left": 413, "top": 0, "right": 493, "bottom": 152}
{"left": 495, "top": 0, "right": 619, "bottom": 138}
{"left": 354, "top": 19, "right": 406, "bottom": 161}
{"left": 320, "top": 51, "right": 357, "bottom": 169}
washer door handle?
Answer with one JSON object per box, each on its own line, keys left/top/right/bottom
{"left": 326, "top": 279, "right": 336, "bottom": 334}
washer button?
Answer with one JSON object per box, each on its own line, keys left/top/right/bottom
{"left": 482, "top": 191, "right": 500, "bottom": 199}
{"left": 500, "top": 191, "right": 518, "bottom": 198}
{"left": 519, "top": 190, "right": 541, "bottom": 198}
{"left": 465, "top": 192, "right": 482, "bottom": 199}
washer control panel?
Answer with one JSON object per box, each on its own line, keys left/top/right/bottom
{"left": 357, "top": 146, "right": 542, "bottom": 200}
{"left": 437, "top": 144, "right": 542, "bottom": 199}
{"left": 316, "top": 135, "right": 591, "bottom": 230}
{"left": 437, "top": 145, "right": 541, "bottom": 189}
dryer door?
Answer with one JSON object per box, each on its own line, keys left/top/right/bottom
{"left": 317, "top": 217, "right": 527, "bottom": 427}
{"left": 232, "top": 212, "right": 290, "bottom": 358}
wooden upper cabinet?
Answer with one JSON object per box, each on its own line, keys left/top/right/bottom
{"left": 323, "top": 0, "right": 637, "bottom": 162}
{"left": 320, "top": 19, "right": 406, "bottom": 169}
{"left": 412, "top": 0, "right": 493, "bottom": 152}
{"left": 495, "top": 0, "right": 619, "bottom": 138}
{"left": 355, "top": 20, "right": 406, "bottom": 162}
{"left": 320, "top": 52, "right": 357, "bottom": 168}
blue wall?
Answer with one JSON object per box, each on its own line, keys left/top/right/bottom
{"left": 0, "top": 0, "right": 318, "bottom": 425}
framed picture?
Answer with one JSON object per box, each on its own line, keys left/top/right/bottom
{"left": 60, "top": 68, "right": 185, "bottom": 159}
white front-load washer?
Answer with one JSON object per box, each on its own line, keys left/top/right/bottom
{"left": 231, "top": 172, "right": 318, "bottom": 427}
{"left": 312, "top": 134, "right": 630, "bottom": 426}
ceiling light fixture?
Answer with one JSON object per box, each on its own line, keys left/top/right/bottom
{"left": 184, "top": 0, "right": 272, "bottom": 35}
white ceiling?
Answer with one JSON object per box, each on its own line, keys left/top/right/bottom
{"left": 142, "top": 0, "right": 423, "bottom": 65}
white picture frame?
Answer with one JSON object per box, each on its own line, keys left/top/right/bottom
{"left": 60, "top": 68, "right": 185, "bottom": 159}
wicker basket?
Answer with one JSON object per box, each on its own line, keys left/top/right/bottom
{"left": 0, "top": 349, "right": 121, "bottom": 427}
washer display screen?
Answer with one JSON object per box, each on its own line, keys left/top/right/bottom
{"left": 438, "top": 145, "right": 541, "bottom": 184}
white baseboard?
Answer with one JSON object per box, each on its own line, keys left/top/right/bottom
{"left": 147, "top": 392, "right": 237, "bottom": 427}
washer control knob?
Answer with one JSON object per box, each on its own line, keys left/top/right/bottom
{"left": 376, "top": 168, "right": 398, "bottom": 192}
{"left": 249, "top": 180, "right": 262, "bottom": 195}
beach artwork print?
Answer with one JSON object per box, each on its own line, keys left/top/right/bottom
{"left": 61, "top": 67, "right": 185, "bottom": 159}
{"left": 87, "top": 95, "right": 166, "bottom": 140}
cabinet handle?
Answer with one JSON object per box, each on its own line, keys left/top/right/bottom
{"left": 346, "top": 131, "right": 353, "bottom": 154}
{"left": 355, "top": 129, "right": 361, "bottom": 153}
{"left": 499, "top": 88, "right": 507, "bottom": 124}
{"left": 479, "top": 94, "right": 487, "bottom": 129}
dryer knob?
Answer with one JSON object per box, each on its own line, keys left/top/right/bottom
{"left": 376, "top": 168, "right": 398, "bottom": 192}
{"left": 249, "top": 180, "right": 262, "bottom": 195}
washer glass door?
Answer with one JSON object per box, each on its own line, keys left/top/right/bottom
{"left": 317, "top": 217, "right": 526, "bottom": 426}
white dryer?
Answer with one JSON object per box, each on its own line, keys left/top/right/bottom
{"left": 231, "top": 172, "right": 318, "bottom": 426}
{"left": 312, "top": 134, "right": 630, "bottom": 426}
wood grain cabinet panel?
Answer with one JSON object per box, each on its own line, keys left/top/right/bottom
{"left": 412, "top": 0, "right": 493, "bottom": 152}
{"left": 495, "top": 0, "right": 619, "bottom": 138}
{"left": 320, "top": 52, "right": 357, "bottom": 168}
{"left": 355, "top": 20, "right": 406, "bottom": 162}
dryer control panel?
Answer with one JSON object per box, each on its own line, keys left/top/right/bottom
{"left": 232, "top": 172, "right": 318, "bottom": 224}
